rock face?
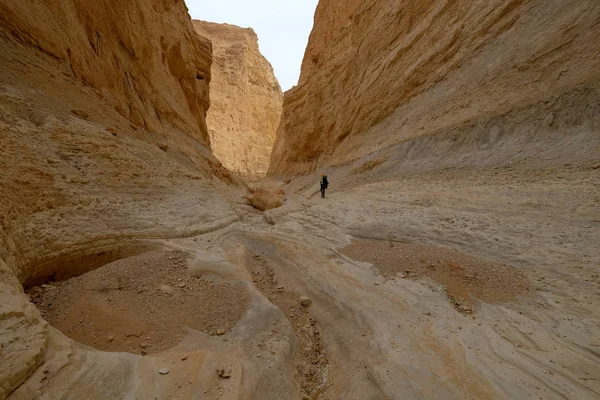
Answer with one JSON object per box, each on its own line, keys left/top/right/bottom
{"left": 0, "top": 0, "right": 240, "bottom": 398}
{"left": 194, "top": 21, "right": 283, "bottom": 181}
{"left": 0, "top": 0, "right": 213, "bottom": 145}
{"left": 269, "top": 0, "right": 600, "bottom": 174}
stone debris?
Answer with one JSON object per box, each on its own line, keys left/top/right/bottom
{"left": 158, "top": 368, "right": 170, "bottom": 375}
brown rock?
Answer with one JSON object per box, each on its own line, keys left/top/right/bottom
{"left": 247, "top": 185, "right": 285, "bottom": 211}
{"left": 300, "top": 296, "right": 312, "bottom": 308}
{"left": 194, "top": 21, "right": 283, "bottom": 181}
{"left": 217, "top": 367, "right": 232, "bottom": 379}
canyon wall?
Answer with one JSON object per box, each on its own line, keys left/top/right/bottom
{"left": 194, "top": 21, "right": 282, "bottom": 181}
{"left": 269, "top": 0, "right": 600, "bottom": 174}
{"left": 0, "top": 1, "right": 240, "bottom": 398}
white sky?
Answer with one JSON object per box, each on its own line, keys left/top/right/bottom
{"left": 185, "top": 0, "right": 319, "bottom": 92}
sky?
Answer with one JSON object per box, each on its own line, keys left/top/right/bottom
{"left": 186, "top": 0, "right": 319, "bottom": 92}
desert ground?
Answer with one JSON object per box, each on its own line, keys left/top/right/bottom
{"left": 19, "top": 149, "right": 599, "bottom": 399}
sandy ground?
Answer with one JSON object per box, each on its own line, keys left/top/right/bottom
{"left": 28, "top": 251, "right": 250, "bottom": 355}
{"left": 340, "top": 239, "right": 532, "bottom": 311}
{"left": 20, "top": 158, "right": 599, "bottom": 400}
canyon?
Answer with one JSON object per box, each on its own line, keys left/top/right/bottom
{"left": 1, "top": 0, "right": 599, "bottom": 400}
{"left": 194, "top": 21, "right": 282, "bottom": 181}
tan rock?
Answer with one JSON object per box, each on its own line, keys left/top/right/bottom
{"left": 269, "top": 0, "right": 600, "bottom": 174}
{"left": 247, "top": 185, "right": 285, "bottom": 211}
{"left": 0, "top": 0, "right": 238, "bottom": 397}
{"left": 194, "top": 21, "right": 283, "bottom": 181}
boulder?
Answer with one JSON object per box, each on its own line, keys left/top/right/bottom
{"left": 248, "top": 185, "right": 285, "bottom": 211}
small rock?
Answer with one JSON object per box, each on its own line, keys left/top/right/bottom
{"left": 178, "top": 282, "right": 186, "bottom": 288}
{"left": 458, "top": 305, "right": 474, "bottom": 314}
{"left": 300, "top": 296, "right": 312, "bottom": 307}
{"left": 181, "top": 355, "right": 188, "bottom": 361}
{"left": 422, "top": 312, "right": 432, "bottom": 316}
{"left": 140, "top": 343, "right": 148, "bottom": 349}
{"left": 217, "top": 367, "right": 232, "bottom": 379}
{"left": 216, "top": 328, "right": 226, "bottom": 336}
{"left": 159, "top": 284, "right": 175, "bottom": 295}
{"left": 107, "top": 335, "right": 115, "bottom": 342}
{"left": 158, "top": 368, "right": 170, "bottom": 375}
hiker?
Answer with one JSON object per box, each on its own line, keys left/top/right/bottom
{"left": 320, "top": 174, "right": 329, "bottom": 198}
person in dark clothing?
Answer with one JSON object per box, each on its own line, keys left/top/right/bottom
{"left": 320, "top": 174, "right": 329, "bottom": 198}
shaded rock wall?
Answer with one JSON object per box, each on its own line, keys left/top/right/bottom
{"left": 0, "top": 0, "right": 213, "bottom": 144}
{"left": 269, "top": 0, "right": 600, "bottom": 174}
{"left": 194, "top": 21, "right": 283, "bottom": 181}
{"left": 0, "top": 1, "right": 240, "bottom": 398}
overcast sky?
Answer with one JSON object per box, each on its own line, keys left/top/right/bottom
{"left": 186, "top": 0, "right": 319, "bottom": 92}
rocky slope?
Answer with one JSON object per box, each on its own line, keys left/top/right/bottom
{"left": 0, "top": 0, "right": 240, "bottom": 398}
{"left": 269, "top": 0, "right": 600, "bottom": 174}
{"left": 194, "top": 21, "right": 282, "bottom": 181}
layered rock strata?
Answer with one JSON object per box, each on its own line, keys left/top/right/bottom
{"left": 194, "top": 21, "right": 282, "bottom": 181}
{"left": 0, "top": 0, "right": 239, "bottom": 398}
{"left": 269, "top": 0, "right": 600, "bottom": 174}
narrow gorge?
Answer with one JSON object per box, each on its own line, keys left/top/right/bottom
{"left": 194, "top": 20, "right": 282, "bottom": 181}
{"left": 1, "top": 0, "right": 599, "bottom": 399}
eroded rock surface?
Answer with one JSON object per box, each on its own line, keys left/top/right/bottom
{"left": 194, "top": 21, "right": 283, "bottom": 181}
{"left": 0, "top": 0, "right": 238, "bottom": 397}
{"left": 269, "top": 0, "right": 600, "bottom": 174}
{"left": 2, "top": 1, "right": 600, "bottom": 399}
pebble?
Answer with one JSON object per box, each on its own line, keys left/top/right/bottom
{"left": 300, "top": 296, "right": 312, "bottom": 307}
{"left": 181, "top": 355, "right": 188, "bottom": 361}
{"left": 216, "top": 328, "right": 226, "bottom": 335}
{"left": 217, "top": 367, "right": 232, "bottom": 379}
{"left": 158, "top": 368, "right": 170, "bottom": 375}
{"left": 107, "top": 335, "right": 115, "bottom": 342}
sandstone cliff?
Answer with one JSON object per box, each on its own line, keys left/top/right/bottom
{"left": 269, "top": 0, "right": 600, "bottom": 174}
{"left": 194, "top": 21, "right": 282, "bottom": 181}
{"left": 0, "top": 1, "right": 240, "bottom": 398}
